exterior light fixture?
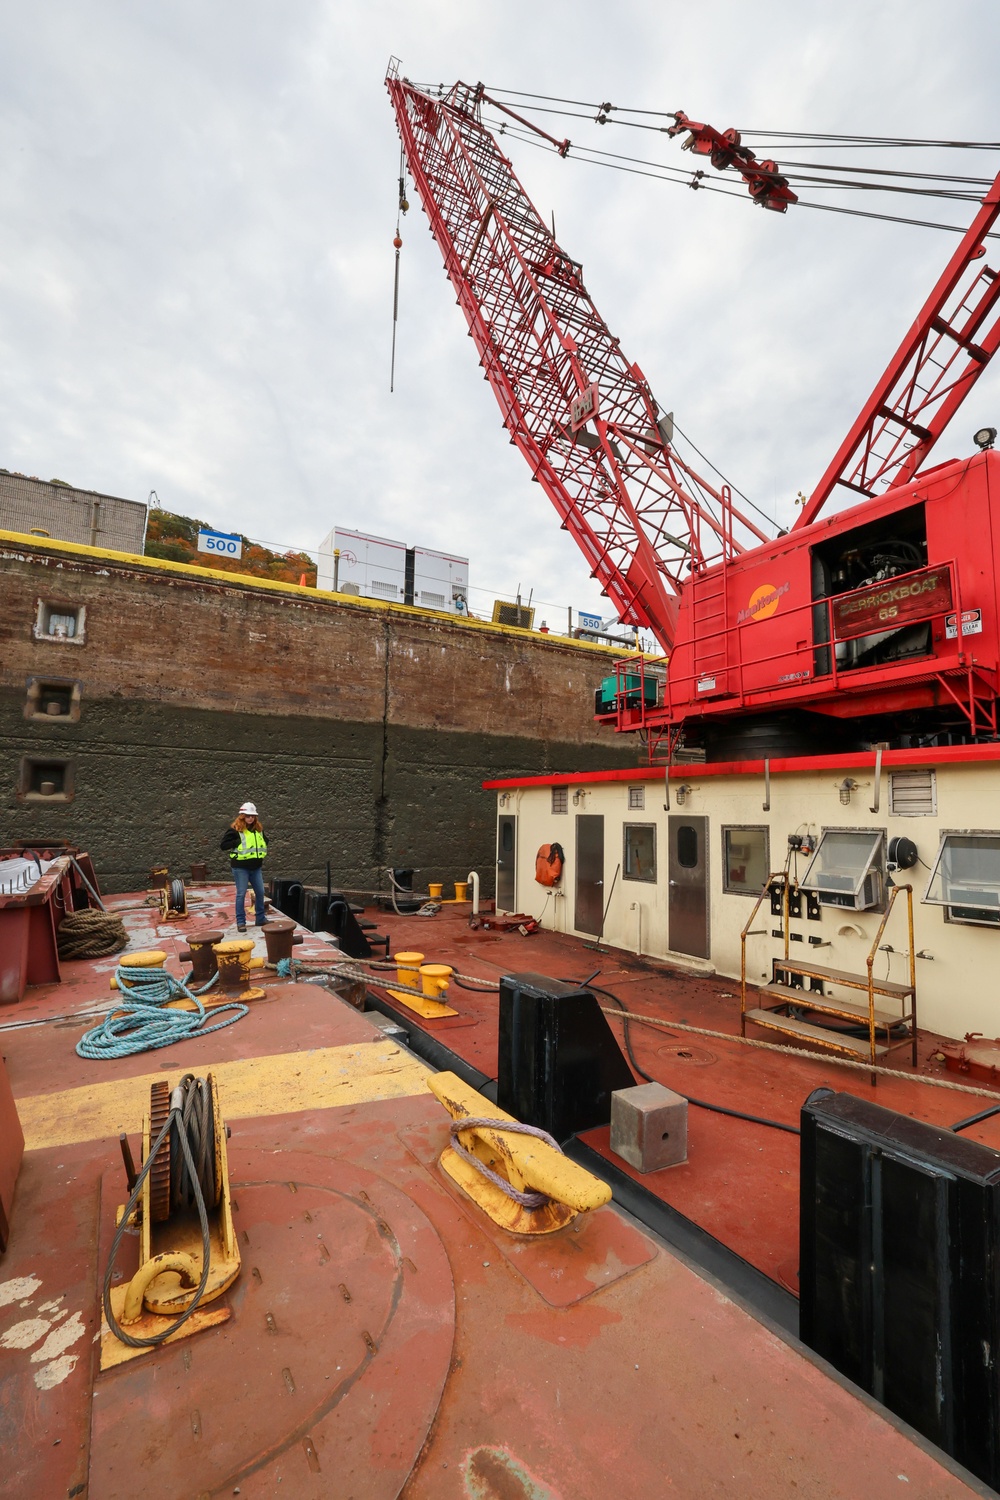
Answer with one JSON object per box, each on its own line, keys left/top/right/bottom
{"left": 974, "top": 426, "right": 997, "bottom": 451}
{"left": 675, "top": 783, "right": 693, "bottom": 806}
{"left": 838, "top": 777, "right": 859, "bottom": 806}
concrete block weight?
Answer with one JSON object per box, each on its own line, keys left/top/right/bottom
{"left": 610, "top": 1082, "right": 688, "bottom": 1173}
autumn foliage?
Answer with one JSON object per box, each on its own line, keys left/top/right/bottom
{"left": 145, "top": 508, "right": 317, "bottom": 586}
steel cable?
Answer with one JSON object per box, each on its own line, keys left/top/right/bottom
{"left": 102, "top": 1075, "right": 215, "bottom": 1349}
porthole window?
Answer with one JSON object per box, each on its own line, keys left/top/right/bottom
{"left": 677, "top": 824, "right": 699, "bottom": 869}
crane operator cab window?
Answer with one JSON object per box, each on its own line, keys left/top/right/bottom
{"left": 810, "top": 504, "right": 934, "bottom": 677}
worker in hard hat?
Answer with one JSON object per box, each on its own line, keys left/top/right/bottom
{"left": 220, "top": 801, "right": 269, "bottom": 932}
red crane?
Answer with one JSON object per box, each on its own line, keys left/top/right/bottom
{"left": 386, "top": 62, "right": 771, "bottom": 651}
{"left": 387, "top": 63, "right": 1000, "bottom": 756}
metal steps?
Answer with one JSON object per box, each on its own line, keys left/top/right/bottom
{"left": 744, "top": 1008, "right": 890, "bottom": 1058}
{"left": 771, "top": 959, "right": 913, "bottom": 1000}
{"left": 757, "top": 981, "right": 901, "bottom": 1029}
{"left": 739, "top": 875, "right": 918, "bottom": 1077}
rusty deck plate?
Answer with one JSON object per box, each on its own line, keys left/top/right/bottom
{"left": 1, "top": 888, "right": 994, "bottom": 1498}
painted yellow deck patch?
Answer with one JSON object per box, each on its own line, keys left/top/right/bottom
{"left": 18, "top": 1039, "right": 431, "bottom": 1151}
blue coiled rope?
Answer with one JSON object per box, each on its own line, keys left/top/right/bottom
{"left": 76, "top": 964, "right": 249, "bottom": 1060}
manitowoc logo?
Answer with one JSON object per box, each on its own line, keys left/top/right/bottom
{"left": 737, "top": 581, "right": 790, "bottom": 625}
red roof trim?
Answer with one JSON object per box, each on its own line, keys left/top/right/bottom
{"left": 482, "top": 742, "right": 1000, "bottom": 790}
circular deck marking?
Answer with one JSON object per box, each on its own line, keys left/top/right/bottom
{"left": 656, "top": 1043, "right": 718, "bottom": 1068}
{"left": 89, "top": 1153, "right": 456, "bottom": 1498}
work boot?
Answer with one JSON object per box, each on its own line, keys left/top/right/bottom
{"left": 237, "top": 923, "right": 247, "bottom": 933}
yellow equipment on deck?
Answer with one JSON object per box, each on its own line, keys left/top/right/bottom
{"left": 101, "top": 1073, "right": 240, "bottom": 1368}
{"left": 428, "top": 1071, "right": 612, "bottom": 1235}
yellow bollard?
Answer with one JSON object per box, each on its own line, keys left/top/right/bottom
{"left": 110, "top": 950, "right": 167, "bottom": 991}
{"left": 452, "top": 881, "right": 469, "bottom": 903}
{"left": 213, "top": 939, "right": 266, "bottom": 1002}
{"left": 394, "top": 951, "right": 425, "bottom": 987}
{"left": 427, "top": 883, "right": 444, "bottom": 901}
{"left": 420, "top": 963, "right": 453, "bottom": 1000}
{"left": 387, "top": 952, "right": 457, "bottom": 1020}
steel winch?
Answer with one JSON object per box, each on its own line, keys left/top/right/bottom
{"left": 102, "top": 1072, "right": 240, "bottom": 1366}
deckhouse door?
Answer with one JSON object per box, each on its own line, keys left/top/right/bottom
{"left": 668, "top": 815, "right": 710, "bottom": 959}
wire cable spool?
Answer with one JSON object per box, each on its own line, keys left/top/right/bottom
{"left": 160, "top": 877, "right": 188, "bottom": 921}
{"left": 56, "top": 909, "right": 129, "bottom": 960}
{"left": 104, "top": 1074, "right": 223, "bottom": 1349}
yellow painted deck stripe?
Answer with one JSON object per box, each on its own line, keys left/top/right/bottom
{"left": 18, "top": 1039, "right": 431, "bottom": 1151}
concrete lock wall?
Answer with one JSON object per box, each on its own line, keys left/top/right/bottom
{"left": 0, "top": 531, "right": 640, "bottom": 895}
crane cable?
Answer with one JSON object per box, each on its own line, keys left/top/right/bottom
{"left": 405, "top": 80, "right": 1000, "bottom": 234}
{"left": 474, "top": 87, "right": 1000, "bottom": 152}
{"left": 390, "top": 145, "right": 409, "bottom": 393}
{"left": 485, "top": 115, "right": 1000, "bottom": 240}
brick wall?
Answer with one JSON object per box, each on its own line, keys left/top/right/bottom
{"left": 1, "top": 538, "right": 640, "bottom": 892}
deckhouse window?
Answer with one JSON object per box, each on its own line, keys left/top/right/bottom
{"left": 624, "top": 824, "right": 656, "bottom": 882}
{"left": 923, "top": 832, "right": 1000, "bottom": 927}
{"left": 799, "top": 829, "right": 885, "bottom": 910}
{"left": 723, "top": 827, "right": 770, "bottom": 896}
{"left": 551, "top": 787, "right": 568, "bottom": 814}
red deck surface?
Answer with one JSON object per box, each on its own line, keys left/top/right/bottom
{"left": 0, "top": 885, "right": 995, "bottom": 1498}
{"left": 362, "top": 903, "right": 1000, "bottom": 1289}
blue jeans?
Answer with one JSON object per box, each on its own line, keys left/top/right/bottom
{"left": 233, "top": 865, "right": 266, "bottom": 926}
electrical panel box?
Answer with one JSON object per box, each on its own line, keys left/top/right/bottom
{"left": 800, "top": 1087, "right": 1000, "bottom": 1490}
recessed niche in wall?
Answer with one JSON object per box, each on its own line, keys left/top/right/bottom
{"left": 33, "top": 600, "right": 87, "bottom": 644}
{"left": 18, "top": 756, "right": 75, "bottom": 803}
{"left": 24, "top": 678, "right": 82, "bottom": 723}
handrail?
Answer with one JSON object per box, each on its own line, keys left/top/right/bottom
{"left": 622, "top": 557, "right": 969, "bottom": 729}
{"left": 741, "top": 877, "right": 917, "bottom": 1082}
{"left": 864, "top": 882, "right": 915, "bottom": 1079}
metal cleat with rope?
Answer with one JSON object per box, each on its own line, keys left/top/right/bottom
{"left": 428, "top": 1072, "right": 612, "bottom": 1235}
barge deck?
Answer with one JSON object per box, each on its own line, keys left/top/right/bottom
{"left": 2, "top": 884, "right": 996, "bottom": 1498}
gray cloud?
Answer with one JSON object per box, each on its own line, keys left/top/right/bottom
{"left": 1, "top": 0, "right": 998, "bottom": 627}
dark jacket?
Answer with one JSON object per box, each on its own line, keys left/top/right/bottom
{"left": 220, "top": 825, "right": 269, "bottom": 869}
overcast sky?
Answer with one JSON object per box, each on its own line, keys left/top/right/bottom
{"left": 2, "top": 1, "right": 999, "bottom": 631}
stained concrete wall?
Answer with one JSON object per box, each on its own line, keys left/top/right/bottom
{"left": 0, "top": 533, "right": 640, "bottom": 894}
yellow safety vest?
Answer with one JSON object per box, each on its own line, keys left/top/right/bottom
{"left": 229, "top": 827, "right": 267, "bottom": 862}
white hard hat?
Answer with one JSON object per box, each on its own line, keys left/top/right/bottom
{"left": 239, "top": 801, "right": 258, "bottom": 816}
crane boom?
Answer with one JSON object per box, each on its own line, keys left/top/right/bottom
{"left": 386, "top": 63, "right": 770, "bottom": 653}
